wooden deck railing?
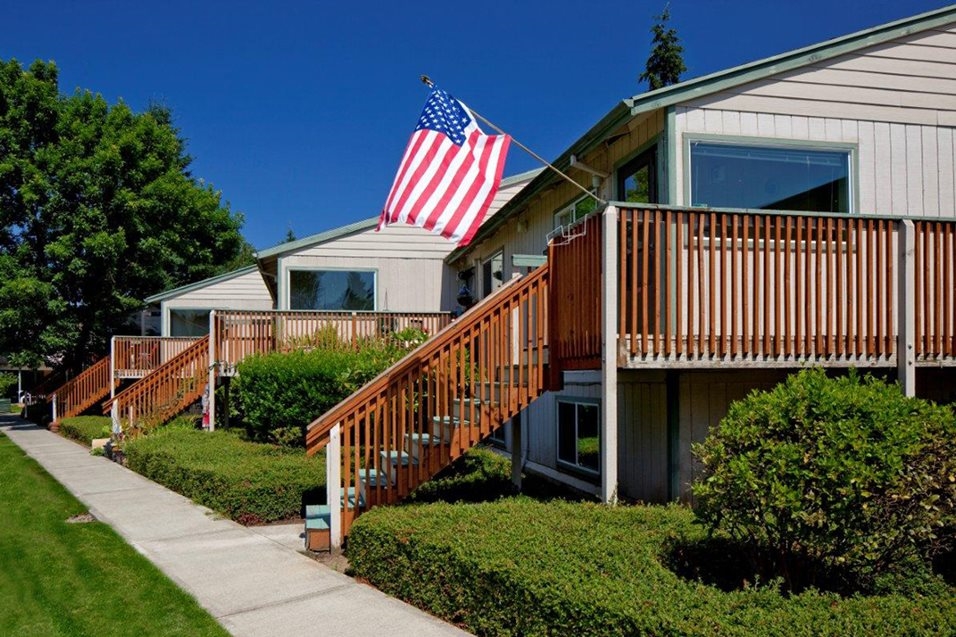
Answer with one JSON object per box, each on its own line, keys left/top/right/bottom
{"left": 112, "top": 336, "right": 200, "bottom": 377}
{"left": 214, "top": 310, "right": 452, "bottom": 371}
{"left": 915, "top": 220, "right": 956, "bottom": 360}
{"left": 548, "top": 214, "right": 602, "bottom": 376}
{"left": 104, "top": 336, "right": 209, "bottom": 431}
{"left": 50, "top": 357, "right": 115, "bottom": 419}
{"left": 305, "top": 266, "right": 550, "bottom": 542}
{"left": 617, "top": 207, "right": 908, "bottom": 363}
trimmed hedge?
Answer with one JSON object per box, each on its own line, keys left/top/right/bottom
{"left": 59, "top": 415, "right": 111, "bottom": 446}
{"left": 125, "top": 424, "right": 325, "bottom": 524}
{"left": 406, "top": 446, "right": 516, "bottom": 504}
{"left": 347, "top": 501, "right": 956, "bottom": 636}
{"left": 233, "top": 343, "right": 410, "bottom": 446}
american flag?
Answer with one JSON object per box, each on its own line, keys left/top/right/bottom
{"left": 378, "top": 89, "right": 510, "bottom": 246}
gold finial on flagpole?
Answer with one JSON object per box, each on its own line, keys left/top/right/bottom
{"left": 420, "top": 75, "right": 434, "bottom": 88}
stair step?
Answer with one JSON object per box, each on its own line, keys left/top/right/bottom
{"left": 380, "top": 449, "right": 418, "bottom": 483}
{"left": 304, "top": 505, "right": 331, "bottom": 552}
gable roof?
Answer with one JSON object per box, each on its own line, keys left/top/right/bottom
{"left": 144, "top": 265, "right": 260, "bottom": 303}
{"left": 451, "top": 4, "right": 956, "bottom": 260}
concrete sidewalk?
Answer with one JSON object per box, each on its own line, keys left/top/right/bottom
{"left": 1, "top": 416, "right": 469, "bottom": 637}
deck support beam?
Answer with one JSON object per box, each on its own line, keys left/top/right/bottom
{"left": 109, "top": 337, "right": 116, "bottom": 399}
{"left": 601, "top": 206, "right": 619, "bottom": 504}
{"left": 898, "top": 220, "right": 916, "bottom": 396}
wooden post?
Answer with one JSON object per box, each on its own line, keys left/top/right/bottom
{"left": 327, "top": 423, "right": 342, "bottom": 550}
{"left": 898, "top": 220, "right": 916, "bottom": 396}
{"left": 207, "top": 310, "right": 217, "bottom": 432}
{"left": 601, "top": 206, "right": 619, "bottom": 504}
{"left": 510, "top": 411, "right": 522, "bottom": 490}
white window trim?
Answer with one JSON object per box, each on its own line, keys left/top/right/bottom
{"left": 555, "top": 396, "right": 601, "bottom": 478}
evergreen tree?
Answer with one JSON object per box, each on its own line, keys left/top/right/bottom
{"left": 639, "top": 7, "right": 687, "bottom": 91}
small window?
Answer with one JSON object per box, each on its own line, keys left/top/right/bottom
{"left": 689, "top": 141, "right": 851, "bottom": 213}
{"left": 481, "top": 251, "right": 504, "bottom": 299}
{"left": 554, "top": 194, "right": 599, "bottom": 229}
{"left": 617, "top": 147, "right": 658, "bottom": 203}
{"left": 557, "top": 399, "right": 600, "bottom": 476}
{"left": 170, "top": 309, "right": 211, "bottom": 337}
{"left": 289, "top": 269, "right": 375, "bottom": 311}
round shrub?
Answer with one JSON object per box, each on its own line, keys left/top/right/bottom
{"left": 692, "top": 368, "right": 956, "bottom": 593}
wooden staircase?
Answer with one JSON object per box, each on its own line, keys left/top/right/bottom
{"left": 48, "top": 357, "right": 117, "bottom": 420}
{"left": 103, "top": 335, "right": 210, "bottom": 433}
{"left": 304, "top": 265, "right": 551, "bottom": 549}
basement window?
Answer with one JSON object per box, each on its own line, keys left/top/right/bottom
{"left": 557, "top": 399, "right": 600, "bottom": 477}
{"left": 689, "top": 141, "right": 851, "bottom": 213}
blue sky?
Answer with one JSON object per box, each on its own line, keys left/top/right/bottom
{"left": 4, "top": 0, "right": 949, "bottom": 249}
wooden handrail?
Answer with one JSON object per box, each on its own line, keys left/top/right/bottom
{"left": 304, "top": 266, "right": 550, "bottom": 539}
{"left": 104, "top": 336, "right": 210, "bottom": 431}
{"left": 50, "top": 357, "right": 115, "bottom": 419}
{"left": 113, "top": 337, "right": 200, "bottom": 376}
{"left": 215, "top": 310, "right": 452, "bottom": 371}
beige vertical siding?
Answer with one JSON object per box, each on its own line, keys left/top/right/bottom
{"left": 675, "top": 24, "right": 956, "bottom": 217}
{"left": 676, "top": 370, "right": 790, "bottom": 500}
{"left": 617, "top": 370, "right": 668, "bottom": 502}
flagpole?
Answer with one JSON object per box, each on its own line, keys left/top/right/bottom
{"left": 420, "top": 75, "right": 607, "bottom": 206}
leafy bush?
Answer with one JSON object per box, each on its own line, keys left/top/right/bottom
{"left": 233, "top": 338, "right": 417, "bottom": 446}
{"left": 60, "top": 415, "right": 111, "bottom": 445}
{"left": 0, "top": 372, "right": 17, "bottom": 399}
{"left": 125, "top": 423, "right": 325, "bottom": 524}
{"left": 406, "top": 446, "right": 516, "bottom": 504}
{"left": 347, "top": 500, "right": 956, "bottom": 636}
{"left": 693, "top": 368, "right": 956, "bottom": 593}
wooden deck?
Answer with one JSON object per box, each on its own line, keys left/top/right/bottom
{"left": 548, "top": 206, "right": 956, "bottom": 370}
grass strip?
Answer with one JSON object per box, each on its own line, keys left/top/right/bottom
{"left": 0, "top": 432, "right": 228, "bottom": 637}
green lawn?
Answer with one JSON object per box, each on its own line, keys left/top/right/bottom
{"left": 0, "top": 433, "right": 228, "bottom": 637}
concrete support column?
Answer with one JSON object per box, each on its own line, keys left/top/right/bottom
{"left": 510, "top": 411, "right": 522, "bottom": 490}
{"left": 207, "top": 310, "right": 217, "bottom": 431}
{"left": 327, "top": 423, "right": 342, "bottom": 550}
{"left": 601, "top": 206, "right": 619, "bottom": 504}
{"left": 897, "top": 220, "right": 916, "bottom": 396}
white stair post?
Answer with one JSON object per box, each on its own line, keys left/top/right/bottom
{"left": 326, "top": 423, "right": 342, "bottom": 550}
{"left": 110, "top": 336, "right": 116, "bottom": 398}
{"left": 207, "top": 310, "right": 217, "bottom": 431}
{"left": 51, "top": 393, "right": 58, "bottom": 424}
{"left": 601, "top": 206, "right": 619, "bottom": 504}
{"left": 110, "top": 400, "right": 121, "bottom": 435}
{"left": 897, "top": 220, "right": 916, "bottom": 396}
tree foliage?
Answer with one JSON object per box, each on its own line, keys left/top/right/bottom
{"left": 0, "top": 58, "right": 251, "bottom": 370}
{"left": 639, "top": 7, "right": 687, "bottom": 91}
{"left": 693, "top": 369, "right": 956, "bottom": 594}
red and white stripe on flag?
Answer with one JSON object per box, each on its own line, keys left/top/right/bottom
{"left": 378, "top": 93, "right": 510, "bottom": 247}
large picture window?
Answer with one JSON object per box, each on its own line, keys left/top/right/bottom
{"left": 689, "top": 141, "right": 851, "bottom": 213}
{"left": 170, "top": 309, "right": 211, "bottom": 337}
{"left": 289, "top": 269, "right": 375, "bottom": 311}
{"left": 557, "top": 399, "right": 600, "bottom": 476}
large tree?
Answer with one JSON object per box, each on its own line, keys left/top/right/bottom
{"left": 639, "top": 7, "right": 686, "bottom": 91}
{"left": 0, "top": 59, "right": 251, "bottom": 370}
